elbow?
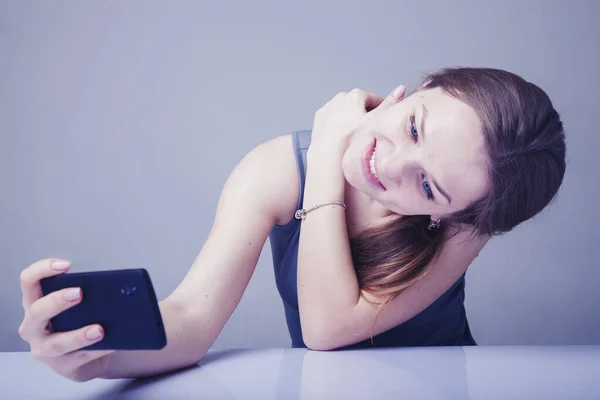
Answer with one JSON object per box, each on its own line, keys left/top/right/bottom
{"left": 161, "top": 300, "right": 209, "bottom": 363}
{"left": 177, "top": 307, "right": 212, "bottom": 362}
{"left": 301, "top": 325, "right": 342, "bottom": 351}
{"left": 300, "top": 308, "right": 357, "bottom": 351}
{"left": 305, "top": 341, "right": 338, "bottom": 352}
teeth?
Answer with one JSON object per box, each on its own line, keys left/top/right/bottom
{"left": 369, "top": 150, "right": 378, "bottom": 179}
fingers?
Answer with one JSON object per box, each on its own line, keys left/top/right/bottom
{"left": 19, "top": 259, "right": 114, "bottom": 382}
{"left": 348, "top": 88, "right": 385, "bottom": 111}
{"left": 36, "top": 324, "right": 106, "bottom": 358}
{"left": 347, "top": 85, "right": 406, "bottom": 112}
{"left": 20, "top": 259, "right": 71, "bottom": 310}
{"left": 26, "top": 287, "right": 82, "bottom": 333}
{"left": 378, "top": 84, "right": 406, "bottom": 109}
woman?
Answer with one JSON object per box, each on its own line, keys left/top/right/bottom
{"left": 18, "top": 67, "right": 566, "bottom": 381}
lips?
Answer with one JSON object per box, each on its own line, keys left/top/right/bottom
{"left": 362, "top": 138, "right": 386, "bottom": 191}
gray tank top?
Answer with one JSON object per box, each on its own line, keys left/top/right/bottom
{"left": 268, "top": 130, "right": 476, "bottom": 348}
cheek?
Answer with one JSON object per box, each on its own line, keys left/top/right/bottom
{"left": 341, "top": 145, "right": 364, "bottom": 185}
{"left": 341, "top": 143, "right": 357, "bottom": 169}
{"left": 343, "top": 135, "right": 371, "bottom": 168}
{"left": 378, "top": 106, "right": 408, "bottom": 136}
{"left": 341, "top": 152, "right": 352, "bottom": 177}
{"left": 382, "top": 187, "right": 420, "bottom": 214}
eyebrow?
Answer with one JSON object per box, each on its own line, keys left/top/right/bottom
{"left": 419, "top": 104, "right": 452, "bottom": 205}
{"left": 433, "top": 178, "right": 452, "bottom": 205}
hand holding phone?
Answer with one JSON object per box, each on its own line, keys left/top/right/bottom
{"left": 40, "top": 267, "right": 167, "bottom": 351}
{"left": 18, "top": 259, "right": 167, "bottom": 382}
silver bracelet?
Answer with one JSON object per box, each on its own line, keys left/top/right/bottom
{"left": 294, "top": 201, "right": 347, "bottom": 220}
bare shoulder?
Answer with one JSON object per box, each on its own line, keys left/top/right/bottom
{"left": 238, "top": 133, "right": 300, "bottom": 226}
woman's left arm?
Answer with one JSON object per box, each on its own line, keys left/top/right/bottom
{"left": 298, "top": 172, "right": 489, "bottom": 350}
{"left": 297, "top": 89, "right": 490, "bottom": 351}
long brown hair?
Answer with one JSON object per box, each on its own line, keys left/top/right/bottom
{"left": 350, "top": 67, "right": 566, "bottom": 307}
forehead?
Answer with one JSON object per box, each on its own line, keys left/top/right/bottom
{"left": 418, "top": 88, "right": 489, "bottom": 207}
{"left": 415, "top": 87, "right": 480, "bottom": 127}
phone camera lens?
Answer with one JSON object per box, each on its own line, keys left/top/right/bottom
{"left": 121, "top": 284, "right": 138, "bottom": 296}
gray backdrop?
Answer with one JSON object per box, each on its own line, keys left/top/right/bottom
{"left": 2, "top": 1, "right": 598, "bottom": 352}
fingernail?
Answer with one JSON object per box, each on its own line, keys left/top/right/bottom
{"left": 86, "top": 326, "right": 103, "bottom": 340}
{"left": 392, "top": 85, "right": 405, "bottom": 98}
{"left": 63, "top": 288, "right": 81, "bottom": 301}
{"left": 51, "top": 260, "right": 71, "bottom": 270}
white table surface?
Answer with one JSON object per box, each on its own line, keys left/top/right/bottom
{"left": 1, "top": 346, "right": 599, "bottom": 399}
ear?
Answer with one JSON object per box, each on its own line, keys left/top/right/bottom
{"left": 427, "top": 216, "right": 442, "bottom": 231}
{"left": 430, "top": 216, "right": 442, "bottom": 224}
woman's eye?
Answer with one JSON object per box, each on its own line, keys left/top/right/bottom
{"left": 410, "top": 115, "right": 418, "bottom": 142}
{"left": 423, "top": 176, "right": 434, "bottom": 201}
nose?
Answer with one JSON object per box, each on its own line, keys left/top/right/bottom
{"left": 380, "top": 146, "right": 421, "bottom": 185}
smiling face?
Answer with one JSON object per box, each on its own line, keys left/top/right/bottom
{"left": 341, "top": 87, "right": 490, "bottom": 219}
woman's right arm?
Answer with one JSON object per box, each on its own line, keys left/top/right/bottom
{"left": 18, "top": 134, "right": 300, "bottom": 381}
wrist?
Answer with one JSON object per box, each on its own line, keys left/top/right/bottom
{"left": 306, "top": 147, "right": 345, "bottom": 171}
{"left": 304, "top": 164, "right": 345, "bottom": 201}
{"left": 307, "top": 136, "right": 348, "bottom": 161}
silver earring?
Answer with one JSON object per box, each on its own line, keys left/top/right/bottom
{"left": 427, "top": 219, "right": 441, "bottom": 230}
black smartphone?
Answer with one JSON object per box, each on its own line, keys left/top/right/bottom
{"left": 40, "top": 268, "right": 167, "bottom": 351}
